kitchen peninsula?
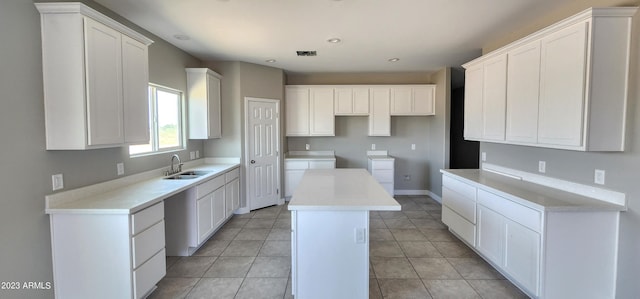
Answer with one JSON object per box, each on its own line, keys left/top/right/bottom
{"left": 288, "top": 168, "right": 400, "bottom": 299}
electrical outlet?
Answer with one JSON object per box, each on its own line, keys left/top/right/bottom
{"left": 195, "top": 150, "right": 200, "bottom": 159}
{"left": 190, "top": 151, "right": 196, "bottom": 160}
{"left": 404, "top": 175, "right": 411, "bottom": 181}
{"left": 538, "top": 161, "right": 546, "bottom": 173}
{"left": 117, "top": 163, "right": 124, "bottom": 176}
{"left": 305, "top": 144, "right": 310, "bottom": 150}
{"left": 354, "top": 228, "right": 366, "bottom": 244}
{"left": 411, "top": 144, "right": 416, "bottom": 150}
{"left": 371, "top": 144, "right": 376, "bottom": 150}
{"left": 595, "top": 169, "right": 606, "bottom": 185}
{"left": 52, "top": 174, "right": 64, "bottom": 191}
{"left": 481, "top": 152, "right": 487, "bottom": 162}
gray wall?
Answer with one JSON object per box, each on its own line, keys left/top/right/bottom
{"left": 203, "top": 61, "right": 285, "bottom": 208}
{"left": 285, "top": 71, "right": 450, "bottom": 195}
{"left": 477, "top": 2, "right": 640, "bottom": 297}
{"left": 0, "top": 1, "right": 202, "bottom": 297}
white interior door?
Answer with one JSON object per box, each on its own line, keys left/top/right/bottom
{"left": 246, "top": 98, "right": 280, "bottom": 210}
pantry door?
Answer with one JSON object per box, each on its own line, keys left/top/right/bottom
{"left": 245, "top": 97, "right": 280, "bottom": 210}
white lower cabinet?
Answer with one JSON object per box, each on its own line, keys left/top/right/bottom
{"left": 284, "top": 154, "right": 336, "bottom": 198}
{"left": 441, "top": 171, "right": 620, "bottom": 298}
{"left": 366, "top": 152, "right": 394, "bottom": 196}
{"left": 165, "top": 167, "right": 240, "bottom": 256}
{"left": 49, "top": 202, "right": 165, "bottom": 299}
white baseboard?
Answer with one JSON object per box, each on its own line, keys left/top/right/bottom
{"left": 234, "top": 207, "right": 250, "bottom": 214}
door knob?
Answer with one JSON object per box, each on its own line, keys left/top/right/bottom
{"left": 250, "top": 160, "right": 256, "bottom": 164}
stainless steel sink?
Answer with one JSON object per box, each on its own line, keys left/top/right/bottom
{"left": 164, "top": 170, "right": 211, "bottom": 180}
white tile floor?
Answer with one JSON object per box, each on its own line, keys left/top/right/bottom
{"left": 149, "top": 196, "right": 528, "bottom": 299}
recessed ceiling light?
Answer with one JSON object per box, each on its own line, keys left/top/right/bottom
{"left": 265, "top": 59, "right": 277, "bottom": 63}
{"left": 173, "top": 34, "right": 190, "bottom": 41}
{"left": 327, "top": 38, "right": 341, "bottom": 43}
{"left": 388, "top": 58, "right": 400, "bottom": 62}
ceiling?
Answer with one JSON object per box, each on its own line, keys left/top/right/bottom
{"left": 94, "top": 0, "right": 574, "bottom": 74}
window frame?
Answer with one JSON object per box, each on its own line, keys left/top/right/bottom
{"left": 129, "top": 83, "right": 186, "bottom": 157}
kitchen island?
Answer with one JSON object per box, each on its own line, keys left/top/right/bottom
{"left": 288, "top": 168, "right": 400, "bottom": 299}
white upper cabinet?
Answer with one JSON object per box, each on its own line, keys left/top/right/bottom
{"left": 186, "top": 68, "right": 222, "bottom": 139}
{"left": 506, "top": 40, "right": 541, "bottom": 144}
{"left": 36, "top": 2, "right": 153, "bottom": 150}
{"left": 334, "top": 87, "right": 369, "bottom": 115}
{"left": 537, "top": 22, "right": 588, "bottom": 148}
{"left": 463, "top": 55, "right": 507, "bottom": 141}
{"left": 285, "top": 86, "right": 335, "bottom": 136}
{"left": 463, "top": 7, "right": 637, "bottom": 151}
{"left": 285, "top": 86, "right": 310, "bottom": 136}
{"left": 309, "top": 87, "right": 335, "bottom": 136}
{"left": 390, "top": 85, "right": 435, "bottom": 116}
{"left": 368, "top": 87, "right": 391, "bottom": 136}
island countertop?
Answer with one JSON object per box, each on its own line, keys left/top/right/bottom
{"left": 288, "top": 168, "right": 400, "bottom": 211}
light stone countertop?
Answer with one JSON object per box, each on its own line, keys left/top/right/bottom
{"left": 46, "top": 162, "right": 239, "bottom": 215}
{"left": 441, "top": 169, "right": 626, "bottom": 212}
{"left": 289, "top": 168, "right": 400, "bottom": 211}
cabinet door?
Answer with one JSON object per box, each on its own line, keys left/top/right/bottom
{"left": 352, "top": 88, "right": 370, "bottom": 114}
{"left": 538, "top": 22, "right": 588, "bottom": 147}
{"left": 413, "top": 86, "right": 435, "bottom": 115}
{"left": 285, "top": 87, "right": 310, "bottom": 136}
{"left": 482, "top": 55, "right": 507, "bottom": 141}
{"left": 84, "top": 18, "right": 124, "bottom": 146}
{"left": 212, "top": 187, "right": 226, "bottom": 229}
{"left": 334, "top": 88, "right": 354, "bottom": 115}
{"left": 309, "top": 88, "right": 335, "bottom": 136}
{"left": 390, "top": 87, "right": 413, "bottom": 115}
{"left": 225, "top": 178, "right": 240, "bottom": 216}
{"left": 368, "top": 88, "right": 391, "bottom": 136}
{"left": 464, "top": 65, "right": 483, "bottom": 140}
{"left": 207, "top": 73, "right": 222, "bottom": 138}
{"left": 506, "top": 41, "right": 541, "bottom": 144}
{"left": 122, "top": 35, "right": 150, "bottom": 144}
{"left": 196, "top": 195, "right": 213, "bottom": 244}
{"left": 477, "top": 205, "right": 504, "bottom": 266}
{"left": 504, "top": 218, "right": 540, "bottom": 296}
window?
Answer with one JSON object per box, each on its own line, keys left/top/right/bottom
{"left": 129, "top": 84, "right": 184, "bottom": 156}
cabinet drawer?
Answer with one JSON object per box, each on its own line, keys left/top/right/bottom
{"left": 372, "top": 169, "right": 394, "bottom": 183}
{"left": 285, "top": 160, "right": 309, "bottom": 170}
{"left": 225, "top": 168, "right": 239, "bottom": 182}
{"left": 132, "top": 220, "right": 165, "bottom": 269}
{"left": 196, "top": 175, "right": 225, "bottom": 198}
{"left": 133, "top": 248, "right": 166, "bottom": 299}
{"left": 477, "top": 189, "right": 541, "bottom": 232}
{"left": 309, "top": 160, "right": 335, "bottom": 169}
{"left": 442, "top": 186, "right": 476, "bottom": 224}
{"left": 442, "top": 206, "right": 476, "bottom": 246}
{"left": 443, "top": 176, "right": 476, "bottom": 202}
{"left": 371, "top": 160, "right": 394, "bottom": 170}
{"left": 131, "top": 202, "right": 164, "bottom": 235}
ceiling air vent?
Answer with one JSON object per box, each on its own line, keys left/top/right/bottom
{"left": 296, "top": 51, "right": 317, "bottom": 56}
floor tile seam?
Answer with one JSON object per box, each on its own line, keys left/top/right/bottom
{"left": 182, "top": 277, "right": 202, "bottom": 299}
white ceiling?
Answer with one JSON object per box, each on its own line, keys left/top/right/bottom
{"left": 94, "top": 0, "right": 573, "bottom": 74}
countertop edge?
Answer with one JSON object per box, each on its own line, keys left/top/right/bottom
{"left": 46, "top": 163, "right": 240, "bottom": 214}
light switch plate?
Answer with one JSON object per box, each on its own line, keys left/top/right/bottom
{"left": 52, "top": 174, "right": 64, "bottom": 191}
{"left": 190, "top": 151, "right": 196, "bottom": 160}
{"left": 196, "top": 150, "right": 200, "bottom": 159}
{"left": 481, "top": 152, "right": 487, "bottom": 162}
{"left": 305, "top": 144, "right": 310, "bottom": 150}
{"left": 538, "top": 161, "right": 546, "bottom": 173}
{"left": 595, "top": 169, "right": 606, "bottom": 185}
{"left": 117, "top": 163, "right": 124, "bottom": 176}
{"left": 411, "top": 144, "right": 416, "bottom": 150}
{"left": 371, "top": 144, "right": 376, "bottom": 150}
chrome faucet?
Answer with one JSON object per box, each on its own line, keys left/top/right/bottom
{"left": 168, "top": 154, "right": 183, "bottom": 175}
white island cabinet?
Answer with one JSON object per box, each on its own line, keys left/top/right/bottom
{"left": 289, "top": 169, "right": 400, "bottom": 299}
{"left": 441, "top": 168, "right": 626, "bottom": 298}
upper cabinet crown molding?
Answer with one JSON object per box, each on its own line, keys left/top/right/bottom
{"left": 186, "top": 68, "right": 223, "bottom": 139}
{"left": 36, "top": 2, "right": 154, "bottom": 150}
{"left": 463, "top": 6, "right": 637, "bottom": 151}
{"left": 35, "top": 2, "right": 153, "bottom": 46}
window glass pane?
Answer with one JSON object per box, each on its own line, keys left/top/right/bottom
{"left": 157, "top": 89, "right": 181, "bottom": 149}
